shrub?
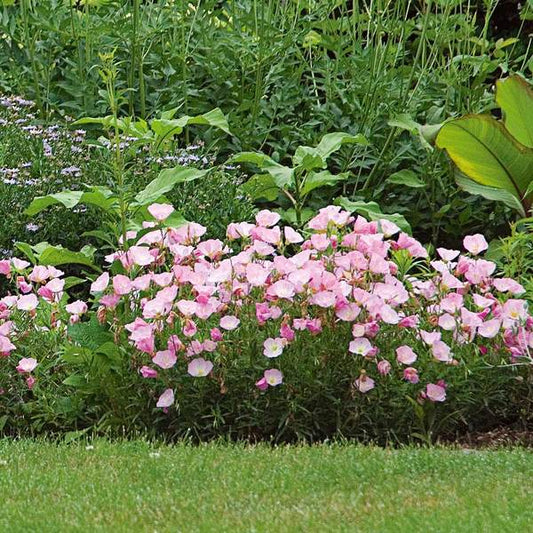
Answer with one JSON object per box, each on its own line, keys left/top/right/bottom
{"left": 0, "top": 205, "right": 531, "bottom": 442}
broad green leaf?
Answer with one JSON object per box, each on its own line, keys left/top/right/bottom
{"left": 300, "top": 171, "right": 349, "bottom": 196}
{"left": 72, "top": 115, "right": 114, "bottom": 127}
{"left": 388, "top": 114, "right": 420, "bottom": 134}
{"left": 14, "top": 242, "right": 36, "bottom": 264}
{"left": 151, "top": 108, "right": 230, "bottom": 150}
{"left": 496, "top": 76, "right": 533, "bottom": 148}
{"left": 230, "top": 152, "right": 294, "bottom": 188}
{"left": 436, "top": 115, "right": 533, "bottom": 209}
{"left": 240, "top": 174, "right": 279, "bottom": 201}
{"left": 388, "top": 170, "right": 426, "bottom": 188}
{"left": 38, "top": 246, "right": 100, "bottom": 271}
{"left": 335, "top": 197, "right": 412, "bottom": 234}
{"left": 455, "top": 173, "right": 525, "bottom": 216}
{"left": 315, "top": 132, "right": 368, "bottom": 159}
{"left": 26, "top": 188, "right": 115, "bottom": 216}
{"left": 135, "top": 167, "right": 209, "bottom": 205}
{"left": 25, "top": 191, "right": 84, "bottom": 216}
{"left": 293, "top": 146, "right": 326, "bottom": 170}
{"left": 277, "top": 208, "right": 315, "bottom": 225}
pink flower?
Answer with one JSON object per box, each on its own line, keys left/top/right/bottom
{"left": 220, "top": 315, "right": 240, "bottom": 331}
{"left": 438, "top": 313, "right": 456, "bottom": 331}
{"left": 29, "top": 265, "right": 50, "bottom": 283}
{"left": 355, "top": 373, "right": 375, "bottom": 393}
{"left": 431, "top": 340, "right": 452, "bottom": 362}
{"left": 140, "top": 366, "right": 158, "bottom": 378}
{"left": 493, "top": 278, "right": 525, "bottom": 295}
{"left": 263, "top": 338, "right": 284, "bottom": 358}
{"left": 268, "top": 280, "right": 295, "bottom": 300}
{"left": 396, "top": 345, "right": 417, "bottom": 365}
{"left": 255, "top": 377, "right": 268, "bottom": 390}
{"left": 0, "top": 260, "right": 11, "bottom": 276}
{"left": 156, "top": 388, "right": 174, "bottom": 408}
{"left": 280, "top": 322, "right": 295, "bottom": 342}
{"left": 210, "top": 328, "right": 223, "bottom": 342}
{"left": 310, "top": 233, "right": 330, "bottom": 251}
{"left": 26, "top": 376, "right": 36, "bottom": 389}
{"left": 377, "top": 360, "right": 392, "bottom": 375}
{"left": 90, "top": 272, "right": 109, "bottom": 294}
{"left": 348, "top": 337, "right": 373, "bottom": 356}
{"left": 463, "top": 234, "right": 488, "bottom": 255}
{"left": 264, "top": 369, "right": 283, "bottom": 386}
{"left": 65, "top": 300, "right": 88, "bottom": 316}
{"left": 16, "top": 294, "right": 38, "bottom": 312}
{"left": 310, "top": 290, "right": 336, "bottom": 308}
{"left": 12, "top": 258, "right": 30, "bottom": 271}
{"left": 426, "top": 383, "right": 446, "bottom": 402}
{"left": 152, "top": 350, "right": 177, "bottom": 369}
{"left": 403, "top": 367, "right": 419, "bottom": 384}
{"left": 183, "top": 319, "right": 197, "bottom": 337}
{"left": 246, "top": 263, "right": 269, "bottom": 287}
{"left": 188, "top": 357, "right": 214, "bottom": 377}
{"left": 437, "top": 248, "right": 460, "bottom": 262}
{"left": 112, "top": 275, "right": 132, "bottom": 295}
{"left": 256, "top": 209, "right": 280, "bottom": 227}
{"left": 0, "top": 335, "right": 16, "bottom": 354}
{"left": 16, "top": 357, "right": 38, "bottom": 373}
{"left": 335, "top": 302, "right": 361, "bottom": 322}
{"left": 478, "top": 318, "right": 501, "bottom": 338}
{"left": 148, "top": 203, "right": 174, "bottom": 222}
{"left": 284, "top": 226, "right": 303, "bottom": 244}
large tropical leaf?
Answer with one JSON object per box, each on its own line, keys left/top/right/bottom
{"left": 436, "top": 115, "right": 533, "bottom": 213}
{"left": 496, "top": 76, "right": 533, "bottom": 148}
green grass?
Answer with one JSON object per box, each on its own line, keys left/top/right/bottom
{"left": 0, "top": 441, "right": 532, "bottom": 532}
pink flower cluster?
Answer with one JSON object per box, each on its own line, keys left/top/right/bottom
{"left": 1, "top": 205, "right": 531, "bottom": 409}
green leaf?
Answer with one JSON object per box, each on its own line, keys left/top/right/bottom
{"left": 300, "top": 171, "right": 349, "bottom": 196}
{"left": 38, "top": 246, "right": 100, "bottom": 271}
{"left": 68, "top": 317, "right": 114, "bottom": 350}
{"left": 14, "top": 242, "right": 37, "bottom": 264}
{"left": 455, "top": 173, "right": 525, "bottom": 216}
{"left": 25, "top": 191, "right": 85, "bottom": 216}
{"left": 230, "top": 152, "right": 294, "bottom": 189}
{"left": 135, "top": 167, "right": 209, "bottom": 205}
{"left": 151, "top": 108, "right": 230, "bottom": 150}
{"left": 25, "top": 188, "right": 115, "bottom": 216}
{"left": 496, "top": 76, "right": 533, "bottom": 148}
{"left": 436, "top": 115, "right": 533, "bottom": 212}
{"left": 293, "top": 146, "right": 326, "bottom": 171}
{"left": 240, "top": 173, "right": 279, "bottom": 201}
{"left": 335, "top": 197, "right": 412, "bottom": 234}
{"left": 62, "top": 374, "right": 89, "bottom": 388}
{"left": 388, "top": 114, "right": 420, "bottom": 134}
{"left": 315, "top": 132, "right": 368, "bottom": 159}
{"left": 388, "top": 170, "right": 426, "bottom": 188}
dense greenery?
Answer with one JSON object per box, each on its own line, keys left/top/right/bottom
{"left": 1, "top": 0, "right": 532, "bottom": 245}
{"left": 1, "top": 441, "right": 532, "bottom": 532}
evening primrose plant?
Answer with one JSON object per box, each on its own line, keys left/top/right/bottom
{"left": 0, "top": 203, "right": 531, "bottom": 441}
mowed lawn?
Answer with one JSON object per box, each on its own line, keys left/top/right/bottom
{"left": 0, "top": 440, "right": 532, "bottom": 533}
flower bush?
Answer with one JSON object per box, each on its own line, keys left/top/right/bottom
{"left": 0, "top": 204, "right": 532, "bottom": 442}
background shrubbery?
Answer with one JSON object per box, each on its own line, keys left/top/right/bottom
{"left": 1, "top": 0, "right": 531, "bottom": 246}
